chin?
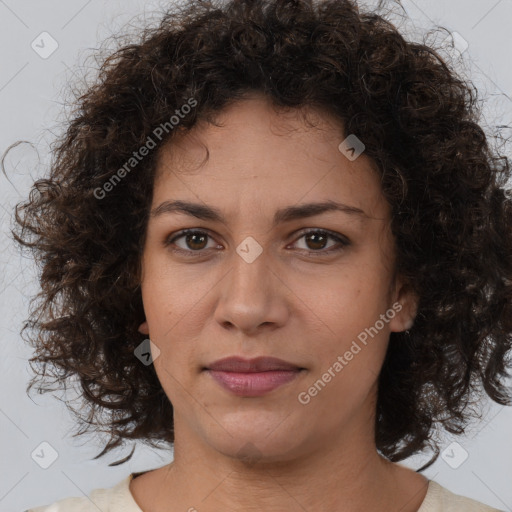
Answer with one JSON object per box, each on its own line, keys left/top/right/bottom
{"left": 216, "top": 437, "right": 303, "bottom": 466}
{"left": 201, "top": 412, "right": 308, "bottom": 465}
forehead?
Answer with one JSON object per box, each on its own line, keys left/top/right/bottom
{"left": 151, "top": 95, "right": 389, "bottom": 223}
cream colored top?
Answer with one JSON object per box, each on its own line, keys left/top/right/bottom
{"left": 26, "top": 474, "right": 503, "bottom": 512}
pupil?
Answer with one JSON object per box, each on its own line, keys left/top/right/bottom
{"left": 307, "top": 232, "right": 326, "bottom": 250}
{"left": 187, "top": 233, "right": 206, "bottom": 250}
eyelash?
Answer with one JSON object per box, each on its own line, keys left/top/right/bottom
{"left": 164, "top": 228, "right": 350, "bottom": 257}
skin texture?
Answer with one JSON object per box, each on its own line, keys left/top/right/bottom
{"left": 133, "top": 93, "right": 427, "bottom": 511}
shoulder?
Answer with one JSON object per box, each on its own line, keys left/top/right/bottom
{"left": 419, "top": 480, "right": 504, "bottom": 512}
{"left": 25, "top": 474, "right": 142, "bottom": 512}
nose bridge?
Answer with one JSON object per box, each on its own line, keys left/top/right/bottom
{"left": 214, "top": 234, "right": 286, "bottom": 332}
{"left": 228, "top": 234, "right": 270, "bottom": 302}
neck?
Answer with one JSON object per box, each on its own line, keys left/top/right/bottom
{"left": 144, "top": 420, "right": 428, "bottom": 512}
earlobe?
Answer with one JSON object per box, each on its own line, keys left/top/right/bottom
{"left": 138, "top": 320, "right": 149, "bottom": 335}
{"left": 402, "top": 315, "right": 415, "bottom": 331}
{"left": 389, "top": 302, "right": 417, "bottom": 333}
{"left": 389, "top": 280, "right": 418, "bottom": 333}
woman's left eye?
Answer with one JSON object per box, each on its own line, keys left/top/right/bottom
{"left": 164, "top": 229, "right": 350, "bottom": 256}
{"left": 291, "top": 229, "right": 350, "bottom": 254}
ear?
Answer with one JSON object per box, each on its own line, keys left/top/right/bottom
{"left": 138, "top": 320, "right": 149, "bottom": 335}
{"left": 388, "top": 278, "right": 418, "bottom": 333}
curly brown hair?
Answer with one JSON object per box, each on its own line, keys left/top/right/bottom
{"left": 5, "top": 0, "right": 512, "bottom": 470}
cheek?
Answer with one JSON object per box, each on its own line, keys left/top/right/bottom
{"left": 294, "top": 268, "right": 392, "bottom": 381}
{"left": 140, "top": 270, "right": 188, "bottom": 373}
{"left": 295, "top": 265, "right": 390, "bottom": 334}
{"left": 141, "top": 254, "right": 205, "bottom": 333}
{"left": 140, "top": 262, "right": 216, "bottom": 379}
{"left": 298, "top": 299, "right": 390, "bottom": 419}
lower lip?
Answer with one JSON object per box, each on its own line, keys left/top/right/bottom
{"left": 206, "top": 369, "right": 302, "bottom": 397}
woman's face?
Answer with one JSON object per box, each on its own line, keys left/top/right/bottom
{"left": 139, "top": 94, "right": 416, "bottom": 463}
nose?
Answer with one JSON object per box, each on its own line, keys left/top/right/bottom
{"left": 213, "top": 238, "right": 290, "bottom": 337}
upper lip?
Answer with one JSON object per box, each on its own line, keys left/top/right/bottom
{"left": 205, "top": 356, "right": 302, "bottom": 372}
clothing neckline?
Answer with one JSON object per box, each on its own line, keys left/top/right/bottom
{"left": 122, "top": 473, "right": 437, "bottom": 512}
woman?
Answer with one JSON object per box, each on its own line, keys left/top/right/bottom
{"left": 13, "top": 0, "right": 511, "bottom": 510}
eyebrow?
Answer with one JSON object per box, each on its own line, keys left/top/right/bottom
{"left": 150, "top": 199, "right": 367, "bottom": 227}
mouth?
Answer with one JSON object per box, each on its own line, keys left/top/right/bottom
{"left": 203, "top": 356, "right": 306, "bottom": 397}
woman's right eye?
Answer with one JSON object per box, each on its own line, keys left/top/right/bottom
{"left": 164, "top": 229, "right": 220, "bottom": 256}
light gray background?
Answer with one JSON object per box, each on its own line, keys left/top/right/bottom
{"left": 1, "top": 1, "right": 511, "bottom": 511}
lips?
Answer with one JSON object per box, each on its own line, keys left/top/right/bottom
{"left": 204, "top": 356, "right": 304, "bottom": 397}
{"left": 206, "top": 356, "right": 301, "bottom": 373}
